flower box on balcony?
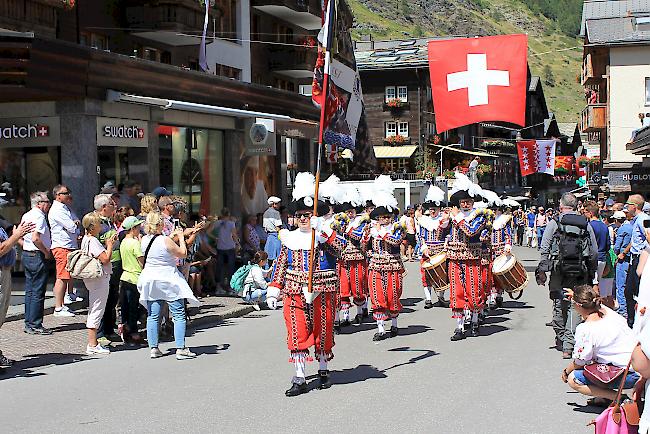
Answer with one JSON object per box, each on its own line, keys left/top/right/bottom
{"left": 383, "top": 99, "right": 409, "bottom": 112}
{"left": 384, "top": 135, "right": 409, "bottom": 146}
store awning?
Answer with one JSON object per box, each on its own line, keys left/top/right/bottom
{"left": 341, "top": 145, "right": 417, "bottom": 160}
{"left": 431, "top": 144, "right": 496, "bottom": 158}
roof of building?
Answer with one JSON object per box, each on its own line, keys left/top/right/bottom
{"left": 557, "top": 122, "right": 579, "bottom": 138}
{"left": 586, "top": 16, "right": 650, "bottom": 45}
{"left": 354, "top": 37, "right": 456, "bottom": 70}
{"left": 580, "top": 0, "right": 650, "bottom": 36}
{"left": 528, "top": 75, "right": 540, "bottom": 92}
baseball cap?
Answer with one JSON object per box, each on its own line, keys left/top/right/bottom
{"left": 267, "top": 196, "right": 281, "bottom": 205}
{"left": 152, "top": 186, "right": 171, "bottom": 199}
{"left": 122, "top": 216, "right": 142, "bottom": 230}
{"left": 605, "top": 198, "right": 615, "bottom": 207}
{"left": 613, "top": 211, "right": 626, "bottom": 220}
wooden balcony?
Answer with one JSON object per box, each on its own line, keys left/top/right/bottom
{"left": 0, "top": 0, "right": 61, "bottom": 37}
{"left": 580, "top": 104, "right": 607, "bottom": 132}
{"left": 124, "top": 0, "right": 223, "bottom": 33}
{"left": 268, "top": 45, "right": 318, "bottom": 75}
{"left": 581, "top": 49, "right": 608, "bottom": 86}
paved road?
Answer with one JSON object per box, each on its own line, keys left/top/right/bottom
{"left": 0, "top": 246, "right": 598, "bottom": 433}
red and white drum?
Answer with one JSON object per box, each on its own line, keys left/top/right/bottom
{"left": 422, "top": 252, "right": 450, "bottom": 293}
{"left": 492, "top": 254, "right": 528, "bottom": 299}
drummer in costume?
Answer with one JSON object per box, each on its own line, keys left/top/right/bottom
{"left": 362, "top": 176, "right": 406, "bottom": 341}
{"left": 446, "top": 173, "right": 494, "bottom": 341}
{"left": 488, "top": 204, "right": 513, "bottom": 310}
{"left": 418, "top": 184, "right": 451, "bottom": 309}
{"left": 332, "top": 186, "right": 370, "bottom": 327}
{"left": 267, "top": 173, "right": 345, "bottom": 397}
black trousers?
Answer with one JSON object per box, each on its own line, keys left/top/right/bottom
{"left": 99, "top": 261, "right": 122, "bottom": 337}
{"left": 625, "top": 254, "right": 641, "bottom": 327}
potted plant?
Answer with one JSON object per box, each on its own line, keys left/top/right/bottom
{"left": 443, "top": 170, "right": 456, "bottom": 179}
{"left": 385, "top": 135, "right": 408, "bottom": 145}
{"left": 555, "top": 166, "right": 568, "bottom": 175}
{"left": 62, "top": 0, "right": 76, "bottom": 8}
{"left": 477, "top": 163, "right": 492, "bottom": 178}
{"left": 385, "top": 98, "right": 405, "bottom": 110}
{"left": 577, "top": 156, "right": 591, "bottom": 167}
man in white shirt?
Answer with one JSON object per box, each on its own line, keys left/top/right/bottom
{"left": 48, "top": 184, "right": 82, "bottom": 317}
{"left": 20, "top": 191, "right": 53, "bottom": 334}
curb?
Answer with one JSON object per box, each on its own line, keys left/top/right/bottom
{"left": 187, "top": 304, "right": 256, "bottom": 330}
{"left": 5, "top": 300, "right": 85, "bottom": 323}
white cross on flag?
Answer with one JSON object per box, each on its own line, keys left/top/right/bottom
{"left": 517, "top": 139, "right": 557, "bottom": 176}
{"left": 428, "top": 35, "right": 528, "bottom": 133}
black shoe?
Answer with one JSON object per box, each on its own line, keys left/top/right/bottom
{"left": 389, "top": 327, "right": 398, "bottom": 338}
{"left": 333, "top": 321, "right": 340, "bottom": 335}
{"left": 372, "top": 332, "right": 388, "bottom": 341}
{"left": 24, "top": 327, "right": 52, "bottom": 335}
{"left": 0, "top": 354, "right": 14, "bottom": 368}
{"left": 285, "top": 381, "right": 308, "bottom": 397}
{"left": 545, "top": 321, "right": 553, "bottom": 327}
{"left": 450, "top": 329, "right": 466, "bottom": 341}
{"left": 470, "top": 324, "right": 480, "bottom": 337}
{"left": 354, "top": 314, "right": 363, "bottom": 325}
{"left": 488, "top": 301, "right": 497, "bottom": 311}
{"left": 496, "top": 296, "right": 503, "bottom": 308}
{"left": 478, "top": 313, "right": 486, "bottom": 325}
{"left": 340, "top": 319, "right": 351, "bottom": 327}
{"left": 424, "top": 300, "right": 434, "bottom": 309}
{"left": 318, "top": 370, "right": 332, "bottom": 389}
{"left": 362, "top": 308, "right": 369, "bottom": 318}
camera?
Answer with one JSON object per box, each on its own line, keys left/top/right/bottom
{"left": 172, "top": 218, "right": 181, "bottom": 229}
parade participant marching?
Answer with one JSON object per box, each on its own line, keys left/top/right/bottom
{"left": 267, "top": 173, "right": 344, "bottom": 397}
{"left": 333, "top": 186, "right": 370, "bottom": 327}
{"left": 447, "top": 173, "right": 494, "bottom": 341}
{"left": 488, "top": 205, "right": 513, "bottom": 310}
{"left": 362, "top": 176, "right": 406, "bottom": 341}
{"left": 418, "top": 184, "right": 451, "bottom": 309}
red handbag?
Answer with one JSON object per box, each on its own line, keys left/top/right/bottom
{"left": 584, "top": 363, "right": 625, "bottom": 388}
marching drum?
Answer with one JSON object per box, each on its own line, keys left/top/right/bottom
{"left": 422, "top": 252, "right": 450, "bottom": 293}
{"left": 491, "top": 254, "right": 528, "bottom": 300}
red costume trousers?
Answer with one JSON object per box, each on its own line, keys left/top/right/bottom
{"left": 339, "top": 260, "right": 368, "bottom": 307}
{"left": 449, "top": 259, "right": 485, "bottom": 315}
{"left": 368, "top": 269, "right": 403, "bottom": 321}
{"left": 283, "top": 291, "right": 335, "bottom": 362}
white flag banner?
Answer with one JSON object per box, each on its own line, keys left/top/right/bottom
{"left": 534, "top": 139, "right": 556, "bottom": 176}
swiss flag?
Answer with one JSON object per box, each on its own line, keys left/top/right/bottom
{"left": 428, "top": 35, "right": 528, "bottom": 133}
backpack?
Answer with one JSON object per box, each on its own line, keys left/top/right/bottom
{"left": 230, "top": 264, "right": 253, "bottom": 294}
{"left": 551, "top": 214, "right": 592, "bottom": 279}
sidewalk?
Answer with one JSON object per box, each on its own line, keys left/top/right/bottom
{"left": 0, "top": 294, "right": 254, "bottom": 375}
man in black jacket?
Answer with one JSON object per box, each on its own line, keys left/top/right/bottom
{"left": 536, "top": 193, "right": 598, "bottom": 359}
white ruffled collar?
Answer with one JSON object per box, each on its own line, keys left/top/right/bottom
{"left": 279, "top": 229, "right": 326, "bottom": 250}
{"left": 370, "top": 223, "right": 393, "bottom": 238}
{"left": 418, "top": 215, "right": 442, "bottom": 231}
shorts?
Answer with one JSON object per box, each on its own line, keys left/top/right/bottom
{"left": 572, "top": 369, "right": 639, "bottom": 390}
{"left": 51, "top": 247, "right": 73, "bottom": 280}
{"left": 406, "top": 233, "right": 416, "bottom": 247}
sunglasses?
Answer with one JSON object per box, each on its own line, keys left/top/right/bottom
{"left": 58, "top": 191, "right": 71, "bottom": 196}
{"left": 295, "top": 212, "right": 312, "bottom": 219}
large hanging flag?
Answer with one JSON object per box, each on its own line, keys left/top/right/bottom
{"left": 517, "top": 139, "right": 557, "bottom": 176}
{"left": 311, "top": 0, "right": 376, "bottom": 171}
{"left": 428, "top": 34, "right": 528, "bottom": 133}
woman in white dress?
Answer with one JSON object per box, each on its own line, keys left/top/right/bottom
{"left": 138, "top": 212, "right": 200, "bottom": 360}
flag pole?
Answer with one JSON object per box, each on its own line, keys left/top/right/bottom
{"left": 307, "top": 0, "right": 335, "bottom": 299}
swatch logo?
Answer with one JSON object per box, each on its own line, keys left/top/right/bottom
{"left": 103, "top": 125, "right": 145, "bottom": 139}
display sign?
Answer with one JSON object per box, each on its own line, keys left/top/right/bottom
{"left": 0, "top": 117, "right": 61, "bottom": 148}
{"left": 244, "top": 118, "right": 276, "bottom": 156}
{"left": 97, "top": 117, "right": 148, "bottom": 147}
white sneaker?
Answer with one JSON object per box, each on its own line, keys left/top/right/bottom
{"left": 53, "top": 307, "right": 75, "bottom": 317}
{"left": 150, "top": 348, "right": 163, "bottom": 359}
{"left": 252, "top": 303, "right": 261, "bottom": 311}
{"left": 64, "top": 293, "right": 84, "bottom": 305}
{"left": 176, "top": 348, "right": 197, "bottom": 360}
{"left": 86, "top": 344, "right": 110, "bottom": 355}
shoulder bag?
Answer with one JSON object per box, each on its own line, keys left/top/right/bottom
{"left": 142, "top": 234, "right": 161, "bottom": 267}
{"left": 66, "top": 237, "right": 104, "bottom": 280}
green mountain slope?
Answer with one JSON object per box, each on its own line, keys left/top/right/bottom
{"left": 349, "top": 0, "right": 584, "bottom": 122}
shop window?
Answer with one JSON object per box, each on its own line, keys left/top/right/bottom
{"left": 385, "top": 121, "right": 397, "bottom": 137}
{"left": 98, "top": 147, "right": 149, "bottom": 195}
{"left": 385, "top": 86, "right": 396, "bottom": 102}
{"left": 158, "top": 126, "right": 224, "bottom": 217}
{"left": 0, "top": 147, "right": 60, "bottom": 222}
{"left": 397, "top": 86, "right": 408, "bottom": 102}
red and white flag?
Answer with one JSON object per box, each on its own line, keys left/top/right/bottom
{"left": 517, "top": 139, "right": 557, "bottom": 176}
{"left": 428, "top": 34, "right": 528, "bottom": 133}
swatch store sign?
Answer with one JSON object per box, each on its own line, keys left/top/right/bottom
{"left": 0, "top": 117, "right": 61, "bottom": 147}
{"left": 97, "top": 117, "right": 148, "bottom": 147}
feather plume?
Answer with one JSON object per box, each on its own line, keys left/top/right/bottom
{"left": 450, "top": 171, "right": 484, "bottom": 199}
{"left": 481, "top": 189, "right": 502, "bottom": 207}
{"left": 424, "top": 185, "right": 445, "bottom": 204}
{"left": 292, "top": 172, "right": 316, "bottom": 201}
{"left": 371, "top": 175, "right": 398, "bottom": 210}
{"left": 358, "top": 183, "right": 374, "bottom": 204}
{"left": 319, "top": 175, "right": 346, "bottom": 204}
{"left": 341, "top": 185, "right": 363, "bottom": 207}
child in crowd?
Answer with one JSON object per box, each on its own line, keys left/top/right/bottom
{"left": 118, "top": 216, "right": 145, "bottom": 345}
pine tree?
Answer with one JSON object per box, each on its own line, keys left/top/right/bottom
{"left": 543, "top": 65, "right": 556, "bottom": 87}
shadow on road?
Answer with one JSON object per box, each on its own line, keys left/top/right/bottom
{"left": 47, "top": 322, "right": 87, "bottom": 333}
{"left": 326, "top": 364, "right": 388, "bottom": 386}
{"left": 394, "top": 324, "right": 431, "bottom": 337}
{"left": 401, "top": 297, "right": 423, "bottom": 307}
{"left": 383, "top": 347, "right": 439, "bottom": 372}
{"left": 477, "top": 324, "right": 509, "bottom": 337}
{"left": 187, "top": 318, "right": 236, "bottom": 336}
{"left": 0, "top": 352, "right": 86, "bottom": 380}
{"left": 482, "top": 316, "right": 509, "bottom": 325}
{"left": 502, "top": 301, "right": 534, "bottom": 309}
{"left": 567, "top": 402, "right": 603, "bottom": 415}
